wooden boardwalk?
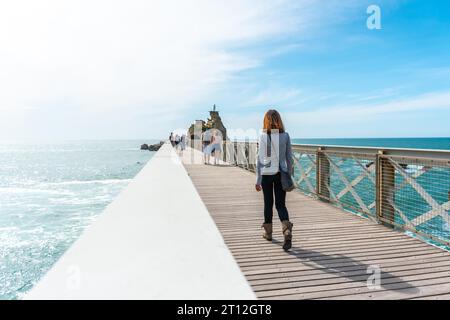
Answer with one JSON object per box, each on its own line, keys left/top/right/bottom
{"left": 181, "top": 149, "right": 450, "bottom": 300}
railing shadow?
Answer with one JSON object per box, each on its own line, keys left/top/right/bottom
{"left": 207, "top": 164, "right": 231, "bottom": 167}
{"left": 272, "top": 239, "right": 419, "bottom": 294}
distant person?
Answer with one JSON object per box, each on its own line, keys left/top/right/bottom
{"left": 210, "top": 131, "right": 223, "bottom": 165}
{"left": 180, "top": 134, "right": 186, "bottom": 152}
{"left": 175, "top": 134, "right": 180, "bottom": 148}
{"left": 202, "top": 130, "right": 212, "bottom": 164}
{"left": 169, "top": 132, "right": 174, "bottom": 147}
{"left": 255, "top": 109, "right": 294, "bottom": 251}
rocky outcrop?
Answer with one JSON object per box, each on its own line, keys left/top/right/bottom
{"left": 149, "top": 141, "right": 164, "bottom": 151}
{"left": 188, "top": 105, "right": 227, "bottom": 141}
{"left": 206, "top": 110, "right": 227, "bottom": 140}
{"left": 141, "top": 141, "right": 164, "bottom": 151}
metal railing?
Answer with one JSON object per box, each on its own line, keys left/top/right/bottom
{"left": 221, "top": 140, "right": 450, "bottom": 247}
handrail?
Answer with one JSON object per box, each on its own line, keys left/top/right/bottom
{"left": 219, "top": 140, "right": 450, "bottom": 247}
{"left": 220, "top": 140, "right": 450, "bottom": 159}
{"left": 291, "top": 144, "right": 450, "bottom": 161}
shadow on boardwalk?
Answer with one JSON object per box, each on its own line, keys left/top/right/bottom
{"left": 272, "top": 240, "right": 420, "bottom": 294}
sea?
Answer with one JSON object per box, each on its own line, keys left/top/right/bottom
{"left": 291, "top": 137, "right": 450, "bottom": 250}
{"left": 0, "top": 138, "right": 449, "bottom": 300}
{"left": 291, "top": 137, "right": 450, "bottom": 150}
{"left": 0, "top": 140, "right": 156, "bottom": 299}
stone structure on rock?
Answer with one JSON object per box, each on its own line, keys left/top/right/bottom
{"left": 188, "top": 105, "right": 227, "bottom": 142}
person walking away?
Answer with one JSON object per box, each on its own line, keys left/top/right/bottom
{"left": 202, "top": 130, "right": 212, "bottom": 165}
{"left": 255, "top": 109, "right": 294, "bottom": 251}
{"left": 180, "top": 134, "right": 186, "bottom": 153}
{"left": 175, "top": 134, "right": 180, "bottom": 149}
{"left": 211, "top": 131, "right": 223, "bottom": 165}
{"left": 169, "top": 132, "right": 175, "bottom": 147}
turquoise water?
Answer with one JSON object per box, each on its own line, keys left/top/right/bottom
{"left": 0, "top": 140, "right": 155, "bottom": 300}
{"left": 291, "top": 137, "right": 450, "bottom": 150}
{"left": 291, "top": 137, "right": 450, "bottom": 248}
{"left": 1, "top": 137, "right": 449, "bottom": 300}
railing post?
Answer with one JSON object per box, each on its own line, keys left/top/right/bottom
{"left": 316, "top": 147, "right": 330, "bottom": 202}
{"left": 234, "top": 140, "right": 239, "bottom": 166}
{"left": 376, "top": 151, "right": 395, "bottom": 227}
{"left": 224, "top": 140, "right": 233, "bottom": 164}
{"left": 248, "top": 142, "right": 257, "bottom": 172}
{"left": 223, "top": 140, "right": 227, "bottom": 163}
{"left": 244, "top": 138, "right": 249, "bottom": 170}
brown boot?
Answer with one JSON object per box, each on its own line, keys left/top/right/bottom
{"left": 262, "top": 223, "right": 273, "bottom": 241}
{"left": 281, "top": 220, "right": 293, "bottom": 251}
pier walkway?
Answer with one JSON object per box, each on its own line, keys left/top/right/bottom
{"left": 26, "top": 143, "right": 450, "bottom": 300}
{"left": 26, "top": 144, "right": 255, "bottom": 300}
{"left": 181, "top": 147, "right": 450, "bottom": 300}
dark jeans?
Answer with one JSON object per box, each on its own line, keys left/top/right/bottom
{"left": 262, "top": 172, "right": 289, "bottom": 224}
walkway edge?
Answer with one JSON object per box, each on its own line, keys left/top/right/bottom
{"left": 25, "top": 143, "right": 256, "bottom": 300}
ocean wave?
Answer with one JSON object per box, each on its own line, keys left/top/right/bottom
{"left": 0, "top": 187, "right": 75, "bottom": 196}
{"left": 48, "top": 196, "right": 113, "bottom": 205}
{"left": 49, "top": 178, "right": 132, "bottom": 186}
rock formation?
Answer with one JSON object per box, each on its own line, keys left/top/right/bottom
{"left": 149, "top": 141, "right": 164, "bottom": 151}
{"left": 188, "top": 105, "right": 227, "bottom": 141}
{"left": 141, "top": 141, "right": 164, "bottom": 151}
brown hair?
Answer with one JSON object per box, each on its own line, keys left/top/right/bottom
{"left": 263, "top": 109, "right": 285, "bottom": 134}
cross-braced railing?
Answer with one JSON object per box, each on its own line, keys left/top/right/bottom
{"left": 220, "top": 141, "right": 450, "bottom": 247}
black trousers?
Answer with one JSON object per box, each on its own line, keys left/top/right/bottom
{"left": 262, "top": 172, "right": 289, "bottom": 224}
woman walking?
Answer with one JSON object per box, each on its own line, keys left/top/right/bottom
{"left": 201, "top": 130, "right": 212, "bottom": 165}
{"left": 180, "top": 134, "right": 186, "bottom": 151}
{"left": 210, "top": 131, "right": 223, "bottom": 165}
{"left": 255, "top": 109, "right": 294, "bottom": 251}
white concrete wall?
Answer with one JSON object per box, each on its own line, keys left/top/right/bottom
{"left": 26, "top": 143, "right": 255, "bottom": 300}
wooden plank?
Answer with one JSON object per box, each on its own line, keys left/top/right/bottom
{"left": 251, "top": 268, "right": 450, "bottom": 293}
{"left": 242, "top": 252, "right": 449, "bottom": 276}
{"left": 411, "top": 292, "right": 450, "bottom": 300}
{"left": 246, "top": 258, "right": 450, "bottom": 282}
{"left": 181, "top": 152, "right": 450, "bottom": 300}
{"left": 258, "top": 273, "right": 450, "bottom": 299}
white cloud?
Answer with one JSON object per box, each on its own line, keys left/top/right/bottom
{"left": 0, "top": 0, "right": 313, "bottom": 138}
{"left": 0, "top": 0, "right": 378, "bottom": 139}
{"left": 297, "top": 91, "right": 450, "bottom": 120}
{"left": 220, "top": 90, "right": 450, "bottom": 139}
{"left": 245, "top": 87, "right": 304, "bottom": 108}
{"left": 283, "top": 91, "right": 450, "bottom": 138}
{"left": 1, "top": 0, "right": 446, "bottom": 142}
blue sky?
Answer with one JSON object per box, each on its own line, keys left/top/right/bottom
{"left": 211, "top": 0, "right": 450, "bottom": 139}
{"left": 1, "top": 0, "right": 450, "bottom": 140}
